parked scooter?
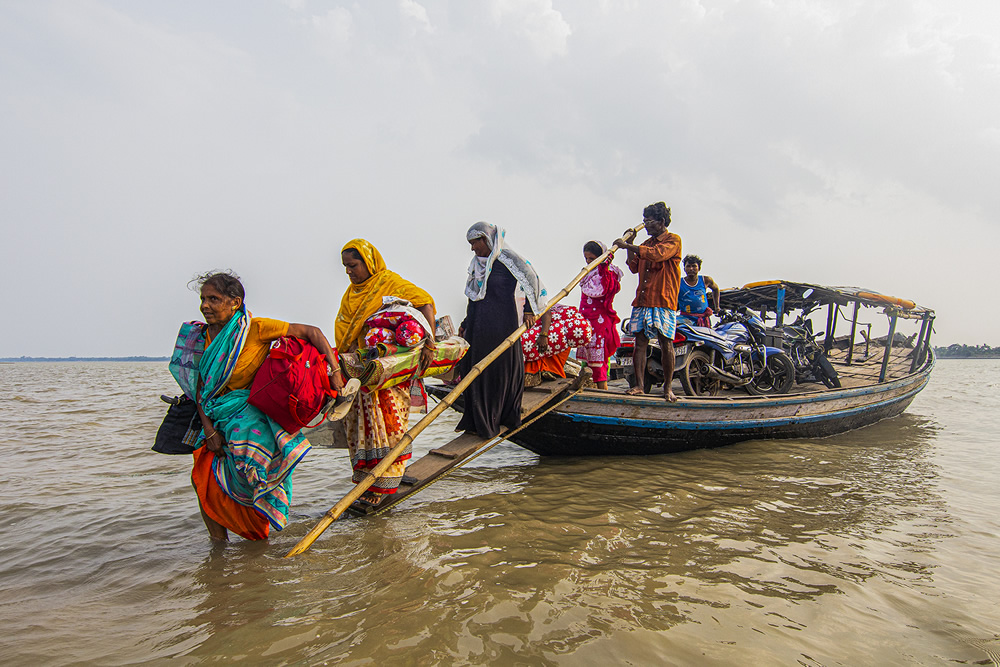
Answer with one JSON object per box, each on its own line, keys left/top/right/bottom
{"left": 676, "top": 307, "right": 796, "bottom": 396}
{"left": 615, "top": 320, "right": 690, "bottom": 392}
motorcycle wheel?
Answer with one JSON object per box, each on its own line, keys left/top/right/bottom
{"left": 745, "top": 351, "right": 796, "bottom": 395}
{"left": 813, "top": 355, "right": 841, "bottom": 389}
{"left": 680, "top": 350, "right": 721, "bottom": 396}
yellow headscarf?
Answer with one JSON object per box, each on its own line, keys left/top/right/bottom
{"left": 336, "top": 239, "right": 435, "bottom": 349}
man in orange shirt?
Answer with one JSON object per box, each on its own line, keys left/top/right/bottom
{"left": 614, "top": 202, "right": 682, "bottom": 401}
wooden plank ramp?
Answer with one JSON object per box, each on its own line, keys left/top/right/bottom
{"left": 346, "top": 374, "right": 587, "bottom": 517}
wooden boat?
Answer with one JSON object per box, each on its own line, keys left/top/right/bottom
{"left": 428, "top": 282, "right": 936, "bottom": 456}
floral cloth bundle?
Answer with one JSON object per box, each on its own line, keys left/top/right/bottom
{"left": 521, "top": 305, "right": 593, "bottom": 363}
{"left": 363, "top": 327, "right": 397, "bottom": 348}
{"left": 362, "top": 299, "right": 433, "bottom": 350}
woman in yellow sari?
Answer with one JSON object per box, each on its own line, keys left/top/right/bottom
{"left": 337, "top": 239, "right": 436, "bottom": 505}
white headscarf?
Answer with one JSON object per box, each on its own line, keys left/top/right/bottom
{"left": 465, "top": 222, "right": 548, "bottom": 314}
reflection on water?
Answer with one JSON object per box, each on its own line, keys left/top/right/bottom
{"left": 1, "top": 361, "right": 999, "bottom": 664}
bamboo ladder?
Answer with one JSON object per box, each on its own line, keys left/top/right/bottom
{"left": 284, "top": 223, "right": 645, "bottom": 557}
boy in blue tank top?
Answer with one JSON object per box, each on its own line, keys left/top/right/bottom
{"left": 677, "top": 254, "right": 720, "bottom": 327}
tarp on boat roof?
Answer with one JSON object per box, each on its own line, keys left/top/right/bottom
{"left": 719, "top": 280, "right": 934, "bottom": 316}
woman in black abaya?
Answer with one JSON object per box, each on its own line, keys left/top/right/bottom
{"left": 457, "top": 222, "right": 548, "bottom": 439}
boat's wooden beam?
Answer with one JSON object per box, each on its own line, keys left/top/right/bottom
{"left": 823, "top": 303, "right": 837, "bottom": 352}
{"left": 523, "top": 385, "right": 560, "bottom": 397}
{"left": 775, "top": 285, "right": 786, "bottom": 327}
{"left": 879, "top": 315, "right": 898, "bottom": 382}
{"left": 846, "top": 301, "right": 860, "bottom": 366}
{"left": 922, "top": 316, "right": 935, "bottom": 366}
{"left": 909, "top": 314, "right": 930, "bottom": 373}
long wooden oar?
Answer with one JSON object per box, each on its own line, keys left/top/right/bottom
{"left": 284, "top": 222, "right": 645, "bottom": 557}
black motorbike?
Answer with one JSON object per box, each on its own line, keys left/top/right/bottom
{"left": 781, "top": 315, "right": 841, "bottom": 389}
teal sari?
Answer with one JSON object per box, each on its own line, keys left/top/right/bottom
{"left": 169, "top": 309, "right": 311, "bottom": 532}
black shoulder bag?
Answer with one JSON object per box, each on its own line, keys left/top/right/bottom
{"left": 152, "top": 394, "right": 201, "bottom": 455}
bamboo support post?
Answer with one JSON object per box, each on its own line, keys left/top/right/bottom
{"left": 924, "top": 316, "right": 934, "bottom": 361}
{"left": 284, "top": 222, "right": 646, "bottom": 557}
{"left": 909, "top": 314, "right": 930, "bottom": 373}
{"left": 775, "top": 285, "right": 786, "bottom": 327}
{"left": 846, "top": 301, "right": 860, "bottom": 366}
{"left": 823, "top": 303, "right": 838, "bottom": 352}
{"left": 878, "top": 314, "right": 898, "bottom": 383}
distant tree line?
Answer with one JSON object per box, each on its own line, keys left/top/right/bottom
{"left": 0, "top": 356, "right": 168, "bottom": 362}
{"left": 934, "top": 344, "right": 1000, "bottom": 359}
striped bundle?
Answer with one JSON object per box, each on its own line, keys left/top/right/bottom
{"left": 341, "top": 336, "right": 470, "bottom": 392}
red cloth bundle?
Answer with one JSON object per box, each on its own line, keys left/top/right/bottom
{"left": 367, "top": 311, "right": 413, "bottom": 329}
{"left": 394, "top": 320, "right": 425, "bottom": 347}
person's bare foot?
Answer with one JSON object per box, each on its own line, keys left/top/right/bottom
{"left": 359, "top": 491, "right": 384, "bottom": 506}
{"left": 625, "top": 386, "right": 644, "bottom": 396}
{"left": 664, "top": 389, "right": 679, "bottom": 402}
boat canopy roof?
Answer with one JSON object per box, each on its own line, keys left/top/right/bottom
{"left": 720, "top": 280, "right": 934, "bottom": 316}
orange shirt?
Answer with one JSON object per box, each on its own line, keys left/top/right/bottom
{"left": 626, "top": 231, "right": 682, "bottom": 309}
{"left": 206, "top": 317, "right": 290, "bottom": 391}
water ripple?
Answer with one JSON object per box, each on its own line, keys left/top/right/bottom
{"left": 1, "top": 361, "right": 999, "bottom": 664}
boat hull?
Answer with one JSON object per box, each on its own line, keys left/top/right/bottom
{"left": 506, "top": 359, "right": 933, "bottom": 456}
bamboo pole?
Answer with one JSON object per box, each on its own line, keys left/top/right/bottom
{"left": 284, "top": 222, "right": 645, "bottom": 557}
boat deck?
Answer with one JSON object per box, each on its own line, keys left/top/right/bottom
{"left": 823, "top": 343, "right": 922, "bottom": 386}
{"left": 605, "top": 341, "right": 923, "bottom": 397}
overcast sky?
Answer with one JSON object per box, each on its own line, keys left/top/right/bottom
{"left": 2, "top": 0, "right": 998, "bottom": 356}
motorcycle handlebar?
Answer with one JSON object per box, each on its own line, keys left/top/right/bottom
{"left": 719, "top": 306, "right": 752, "bottom": 322}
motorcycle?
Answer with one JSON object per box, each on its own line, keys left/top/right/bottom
{"left": 676, "top": 307, "right": 796, "bottom": 397}
{"left": 615, "top": 319, "right": 690, "bottom": 392}
{"left": 781, "top": 314, "right": 841, "bottom": 389}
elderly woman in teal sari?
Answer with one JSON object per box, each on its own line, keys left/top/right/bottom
{"left": 170, "top": 271, "right": 342, "bottom": 541}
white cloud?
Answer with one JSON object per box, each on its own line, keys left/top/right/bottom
{"left": 399, "top": 0, "right": 434, "bottom": 34}
{"left": 490, "top": 0, "right": 572, "bottom": 59}
{"left": 310, "top": 7, "right": 354, "bottom": 54}
{"left": 1, "top": 0, "right": 999, "bottom": 354}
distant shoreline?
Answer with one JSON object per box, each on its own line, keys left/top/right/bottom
{"left": 0, "top": 357, "right": 168, "bottom": 362}
{"left": 933, "top": 346, "right": 1000, "bottom": 359}
{"left": 933, "top": 356, "right": 1000, "bottom": 360}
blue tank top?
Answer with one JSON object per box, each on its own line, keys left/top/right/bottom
{"left": 677, "top": 275, "right": 708, "bottom": 314}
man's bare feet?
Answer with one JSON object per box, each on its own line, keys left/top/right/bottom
{"left": 625, "top": 386, "right": 644, "bottom": 396}
{"left": 665, "top": 389, "right": 679, "bottom": 402}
